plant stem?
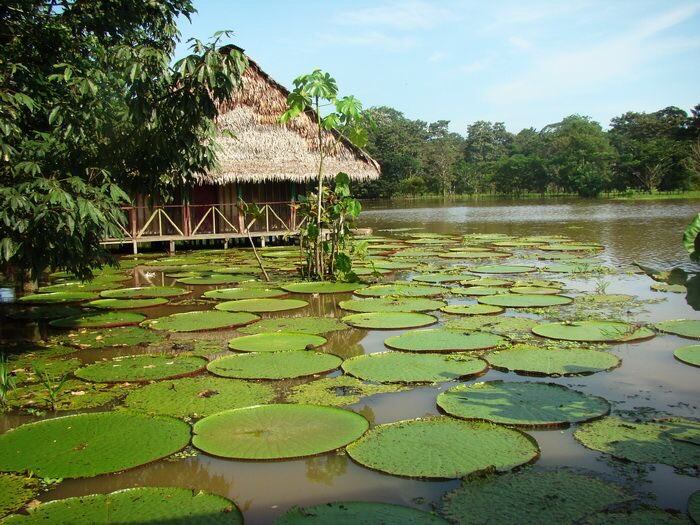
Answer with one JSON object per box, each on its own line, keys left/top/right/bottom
{"left": 315, "top": 96, "right": 325, "bottom": 280}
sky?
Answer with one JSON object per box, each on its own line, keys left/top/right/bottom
{"left": 175, "top": 0, "right": 700, "bottom": 134}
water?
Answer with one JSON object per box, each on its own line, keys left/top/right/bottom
{"left": 1, "top": 198, "right": 699, "bottom": 523}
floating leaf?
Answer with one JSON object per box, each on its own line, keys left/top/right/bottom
{"left": 215, "top": 298, "right": 308, "bottom": 313}
{"left": 286, "top": 375, "right": 405, "bottom": 406}
{"left": 341, "top": 312, "right": 437, "bottom": 329}
{"left": 485, "top": 344, "right": 620, "bottom": 376}
{"left": 208, "top": 351, "right": 341, "bottom": 379}
{"left": 228, "top": 332, "right": 326, "bottom": 352}
{"left": 440, "top": 304, "right": 503, "bottom": 315}
{"left": 276, "top": 502, "right": 448, "bottom": 525}
{"left": 87, "top": 297, "right": 168, "bottom": 309}
{"left": 580, "top": 508, "right": 692, "bottom": 524}
{"left": 471, "top": 265, "right": 535, "bottom": 274}
{"left": 385, "top": 329, "right": 504, "bottom": 352}
{"left": 143, "top": 311, "right": 259, "bottom": 332}
{"left": 674, "top": 344, "right": 700, "bottom": 367}
{"left": 533, "top": 321, "right": 654, "bottom": 343}
{"left": 238, "top": 316, "right": 349, "bottom": 335}
{"left": 282, "top": 282, "right": 365, "bottom": 294}
{"left": 478, "top": 294, "right": 573, "bottom": 308}
{"left": 203, "top": 287, "right": 287, "bottom": 300}
{"left": 18, "top": 291, "right": 97, "bottom": 304}
{"left": 655, "top": 320, "right": 700, "bottom": 340}
{"left": 339, "top": 297, "right": 445, "bottom": 313}
{"left": 49, "top": 311, "right": 145, "bottom": 329}
{"left": 354, "top": 284, "right": 445, "bottom": 298}
{"left": 60, "top": 326, "right": 162, "bottom": 348}
{"left": 177, "top": 274, "right": 256, "bottom": 285}
{"left": 74, "top": 354, "right": 206, "bottom": 383}
{"left": 0, "top": 474, "right": 39, "bottom": 517}
{"left": 100, "top": 286, "right": 189, "bottom": 298}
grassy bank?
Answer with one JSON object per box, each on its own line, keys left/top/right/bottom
{"left": 371, "top": 190, "right": 700, "bottom": 202}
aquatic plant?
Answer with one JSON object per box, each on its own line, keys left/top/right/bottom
{"left": 276, "top": 502, "right": 448, "bottom": 525}
{"left": 33, "top": 366, "right": 70, "bottom": 411}
{"left": 0, "top": 354, "right": 16, "bottom": 411}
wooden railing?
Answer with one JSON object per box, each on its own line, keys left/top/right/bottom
{"left": 108, "top": 201, "right": 301, "bottom": 242}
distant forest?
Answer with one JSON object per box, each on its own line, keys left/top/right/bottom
{"left": 355, "top": 105, "right": 700, "bottom": 198}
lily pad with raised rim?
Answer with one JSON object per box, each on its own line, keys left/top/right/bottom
{"left": 192, "top": 404, "right": 368, "bottom": 460}
{"left": 282, "top": 282, "right": 365, "bottom": 294}
{"left": 74, "top": 354, "right": 206, "bottom": 383}
{"left": 49, "top": 311, "right": 145, "bottom": 329}
{"left": 485, "top": 344, "right": 620, "bottom": 376}
{"left": 215, "top": 298, "right": 308, "bottom": 313}
{"left": 203, "top": 287, "right": 287, "bottom": 300}
{"left": 341, "top": 312, "right": 437, "bottom": 329}
{"left": 7, "top": 380, "right": 129, "bottom": 412}
{"left": 342, "top": 351, "right": 487, "bottom": 383}
{"left": 440, "top": 304, "right": 504, "bottom": 315}
{"left": 275, "top": 502, "right": 448, "bottom": 525}
{"left": 510, "top": 286, "right": 561, "bottom": 295}
{"left": 655, "top": 320, "right": 700, "bottom": 340}
{"left": 238, "top": 316, "right": 349, "bottom": 335}
{"left": 0, "top": 474, "right": 39, "bottom": 517}
{"left": 346, "top": 416, "right": 538, "bottom": 479}
{"left": 0, "top": 412, "right": 190, "bottom": 478}
{"left": 450, "top": 286, "right": 503, "bottom": 296}
{"left": 286, "top": 375, "right": 406, "bottom": 406}
{"left": 208, "top": 351, "right": 342, "bottom": 379}
{"left": 8, "top": 305, "right": 83, "bottom": 321}
{"left": 100, "top": 286, "right": 189, "bottom": 299}
{"left": 338, "top": 297, "right": 445, "bottom": 313}
{"left": 533, "top": 321, "right": 655, "bottom": 343}
{"left": 60, "top": 326, "right": 163, "bottom": 348}
{"left": 477, "top": 294, "right": 573, "bottom": 308}
{"left": 177, "top": 274, "right": 256, "bottom": 285}
{"left": 471, "top": 265, "right": 535, "bottom": 274}
{"left": 228, "top": 332, "right": 326, "bottom": 352}
{"left": 143, "top": 311, "right": 259, "bottom": 332}
{"left": 87, "top": 297, "right": 168, "bottom": 309}
{"left": 385, "top": 329, "right": 505, "bottom": 352}
{"left": 439, "top": 251, "right": 510, "bottom": 259}
{"left": 674, "top": 344, "right": 700, "bottom": 367}
{"left": 354, "top": 284, "right": 446, "bottom": 298}
{"left": 412, "top": 273, "right": 476, "bottom": 283}
{"left": 689, "top": 490, "right": 699, "bottom": 524}
{"left": 18, "top": 291, "right": 97, "bottom": 304}
{"left": 581, "top": 508, "right": 692, "bottom": 525}
{"left": 440, "top": 469, "right": 633, "bottom": 525}
{"left": 437, "top": 381, "right": 610, "bottom": 428}
{"left": 1, "top": 487, "right": 242, "bottom": 524}
{"left": 124, "top": 376, "right": 276, "bottom": 418}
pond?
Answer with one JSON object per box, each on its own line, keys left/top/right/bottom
{"left": 0, "top": 198, "right": 698, "bottom": 524}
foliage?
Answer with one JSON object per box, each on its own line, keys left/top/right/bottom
{"left": 0, "top": 354, "right": 16, "bottom": 410}
{"left": 683, "top": 213, "right": 700, "bottom": 261}
{"left": 0, "top": 1, "right": 246, "bottom": 282}
{"left": 33, "top": 366, "right": 69, "bottom": 411}
{"left": 276, "top": 502, "right": 448, "bottom": 525}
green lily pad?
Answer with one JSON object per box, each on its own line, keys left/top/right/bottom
{"left": 100, "top": 286, "right": 189, "bottom": 298}
{"left": 177, "top": 274, "right": 256, "bottom": 285}
{"left": 580, "top": 508, "right": 692, "bottom": 525}
{"left": 463, "top": 278, "right": 513, "bottom": 287}
{"left": 373, "top": 260, "right": 414, "bottom": 270}
{"left": 286, "top": 375, "right": 406, "bottom": 406}
{"left": 1, "top": 487, "right": 242, "bottom": 524}
{"left": 510, "top": 286, "right": 562, "bottom": 295}
{"left": 440, "top": 304, "right": 503, "bottom": 315}
{"left": 543, "top": 263, "right": 598, "bottom": 273}
{"left": 674, "top": 344, "right": 700, "bottom": 367}
{"left": 143, "top": 311, "right": 259, "bottom": 332}
{"left": 651, "top": 283, "right": 687, "bottom": 293}
{"left": 282, "top": 282, "right": 365, "bottom": 294}
{"left": 689, "top": 490, "right": 699, "bottom": 524}
{"left": 450, "top": 286, "right": 503, "bottom": 296}
{"left": 478, "top": 294, "right": 573, "bottom": 308}
{"left": 60, "top": 326, "right": 163, "bottom": 348}
{"left": 87, "top": 297, "right": 168, "bottom": 309}
{"left": 471, "top": 265, "right": 535, "bottom": 274}
{"left": 203, "top": 287, "right": 287, "bottom": 300}
{"left": 7, "top": 380, "right": 128, "bottom": 412}
{"left": 385, "top": 329, "right": 505, "bottom": 352}
{"left": 238, "top": 316, "right": 349, "bottom": 335}
{"left": 437, "top": 381, "right": 610, "bottom": 428}
{"left": 49, "top": 311, "right": 145, "bottom": 329}
{"left": 39, "top": 281, "right": 123, "bottom": 293}
{"left": 339, "top": 297, "right": 445, "bottom": 313}
{"left": 228, "top": 332, "right": 326, "bottom": 352}
{"left": 655, "top": 320, "right": 700, "bottom": 340}
{"left": 215, "top": 298, "right": 308, "bottom": 313}
{"left": 7, "top": 305, "right": 83, "bottom": 321}
{"left": 9, "top": 357, "right": 81, "bottom": 385}
{"left": 659, "top": 418, "right": 700, "bottom": 446}
{"left": 208, "top": 351, "right": 341, "bottom": 380}
{"left": 74, "top": 354, "right": 206, "bottom": 383}
{"left": 533, "top": 321, "right": 655, "bottom": 343}
{"left": 346, "top": 416, "right": 538, "bottom": 479}
{"left": 578, "top": 294, "right": 635, "bottom": 304}
{"left": 275, "top": 501, "right": 448, "bottom": 525}
{"left": 0, "top": 412, "right": 190, "bottom": 478}
{"left": 341, "top": 312, "right": 437, "bottom": 329}
{"left": 485, "top": 344, "right": 620, "bottom": 376}
{"left": 354, "top": 284, "right": 446, "bottom": 298}
{"left": 574, "top": 416, "right": 700, "bottom": 467}
{"left": 342, "top": 352, "right": 487, "bottom": 383}
{"left": 412, "top": 273, "right": 476, "bottom": 283}
{"left": 0, "top": 474, "right": 39, "bottom": 517}
{"left": 541, "top": 243, "right": 601, "bottom": 252}
{"left": 124, "top": 376, "right": 276, "bottom": 418}
{"left": 440, "top": 469, "right": 633, "bottom": 525}
{"left": 18, "top": 291, "right": 97, "bottom": 304}
{"left": 440, "top": 251, "right": 510, "bottom": 259}
{"left": 192, "top": 404, "right": 368, "bottom": 460}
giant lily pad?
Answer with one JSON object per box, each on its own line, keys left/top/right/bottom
{"left": 346, "top": 416, "right": 538, "bottom": 479}
{"left": 74, "top": 354, "right": 206, "bottom": 383}
{"left": 18, "top": 291, "right": 97, "bottom": 304}
{"left": 100, "top": 286, "right": 189, "bottom": 298}
{"left": 49, "top": 311, "right": 145, "bottom": 329}
{"left": 0, "top": 412, "right": 190, "bottom": 478}
{"left": 286, "top": 375, "right": 406, "bottom": 406}
{"left": 574, "top": 417, "right": 700, "bottom": 467}
{"left": 192, "top": 404, "right": 368, "bottom": 460}
{"left": 276, "top": 502, "right": 448, "bottom": 525}
{"left": 440, "top": 469, "right": 632, "bottom": 525}
{"left": 437, "top": 381, "right": 610, "bottom": 428}
{"left": 228, "top": 332, "right": 326, "bottom": 352}
{"left": 1, "top": 487, "right": 242, "bottom": 524}
{"left": 412, "top": 273, "right": 476, "bottom": 283}
{"left": 215, "top": 298, "right": 308, "bottom": 313}
{"left": 7, "top": 380, "right": 128, "bottom": 412}
{"left": 486, "top": 344, "right": 620, "bottom": 376}
{"left": 143, "top": 311, "right": 259, "bottom": 332}
{"left": 385, "top": 329, "right": 504, "bottom": 352}
{"left": 533, "top": 321, "right": 655, "bottom": 343}
{"left": 7, "top": 305, "right": 82, "bottom": 321}
{"left": 177, "top": 274, "right": 255, "bottom": 285}
{"left": 655, "top": 320, "right": 700, "bottom": 340}
{"left": 282, "top": 282, "right": 365, "bottom": 294}
{"left": 0, "top": 474, "right": 39, "bottom": 517}
{"left": 440, "top": 304, "right": 503, "bottom": 315}
{"left": 478, "top": 294, "right": 573, "bottom": 308}
{"left": 208, "top": 351, "right": 342, "bottom": 379}
{"left": 341, "top": 312, "right": 437, "bottom": 329}
{"left": 450, "top": 286, "right": 502, "bottom": 296}
{"left": 674, "top": 344, "right": 700, "bottom": 367}
{"left": 510, "top": 286, "right": 563, "bottom": 295}
{"left": 87, "top": 297, "right": 168, "bottom": 309}
{"left": 238, "top": 316, "right": 349, "bottom": 335}
{"left": 342, "top": 352, "right": 487, "bottom": 383}
{"left": 471, "top": 265, "right": 535, "bottom": 274}
{"left": 355, "top": 284, "right": 445, "bottom": 298}
{"left": 203, "top": 287, "right": 287, "bottom": 300}
{"left": 440, "top": 251, "right": 510, "bottom": 259}
{"left": 124, "top": 376, "right": 275, "bottom": 418}
{"left": 60, "top": 326, "right": 163, "bottom": 348}
{"left": 339, "top": 297, "right": 445, "bottom": 313}
{"left": 689, "top": 490, "right": 699, "bottom": 524}
{"left": 580, "top": 508, "right": 692, "bottom": 524}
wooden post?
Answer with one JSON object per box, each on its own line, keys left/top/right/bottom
{"left": 168, "top": 240, "right": 175, "bottom": 254}
{"left": 130, "top": 207, "right": 137, "bottom": 238}
{"left": 183, "top": 204, "right": 191, "bottom": 237}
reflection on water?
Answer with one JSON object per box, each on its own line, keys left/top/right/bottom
{"left": 305, "top": 453, "right": 348, "bottom": 486}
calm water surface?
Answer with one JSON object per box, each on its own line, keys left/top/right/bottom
{"left": 1, "top": 199, "right": 699, "bottom": 524}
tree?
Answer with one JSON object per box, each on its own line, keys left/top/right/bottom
{"left": 0, "top": 0, "right": 247, "bottom": 284}
{"left": 421, "top": 121, "right": 463, "bottom": 196}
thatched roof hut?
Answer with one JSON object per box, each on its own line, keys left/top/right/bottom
{"left": 199, "top": 48, "right": 380, "bottom": 185}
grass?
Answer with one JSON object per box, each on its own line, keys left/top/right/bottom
{"left": 376, "top": 190, "right": 700, "bottom": 202}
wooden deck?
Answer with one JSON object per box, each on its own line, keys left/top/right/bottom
{"left": 103, "top": 201, "right": 303, "bottom": 252}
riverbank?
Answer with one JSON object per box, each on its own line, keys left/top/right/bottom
{"left": 369, "top": 190, "right": 700, "bottom": 203}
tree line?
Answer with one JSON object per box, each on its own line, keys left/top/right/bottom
{"left": 356, "top": 105, "right": 700, "bottom": 198}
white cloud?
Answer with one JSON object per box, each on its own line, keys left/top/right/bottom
{"left": 335, "top": 0, "right": 452, "bottom": 30}
{"left": 458, "top": 59, "right": 489, "bottom": 75}
{"left": 318, "top": 31, "right": 417, "bottom": 52}
{"left": 429, "top": 51, "right": 447, "bottom": 62}
{"left": 508, "top": 36, "right": 532, "bottom": 50}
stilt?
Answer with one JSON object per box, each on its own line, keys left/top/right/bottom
{"left": 260, "top": 236, "right": 266, "bottom": 247}
{"left": 168, "top": 240, "right": 176, "bottom": 254}
{"left": 132, "top": 241, "right": 138, "bottom": 255}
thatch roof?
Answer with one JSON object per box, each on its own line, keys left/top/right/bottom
{"left": 199, "top": 49, "right": 380, "bottom": 185}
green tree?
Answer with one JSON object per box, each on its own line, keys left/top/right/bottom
{"left": 0, "top": 0, "right": 246, "bottom": 284}
{"left": 421, "top": 121, "right": 463, "bottom": 196}
{"left": 463, "top": 121, "right": 514, "bottom": 192}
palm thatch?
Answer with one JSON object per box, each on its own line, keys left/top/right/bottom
{"left": 198, "top": 49, "right": 380, "bottom": 185}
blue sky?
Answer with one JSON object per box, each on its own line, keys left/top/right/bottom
{"left": 176, "top": 0, "right": 700, "bottom": 134}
